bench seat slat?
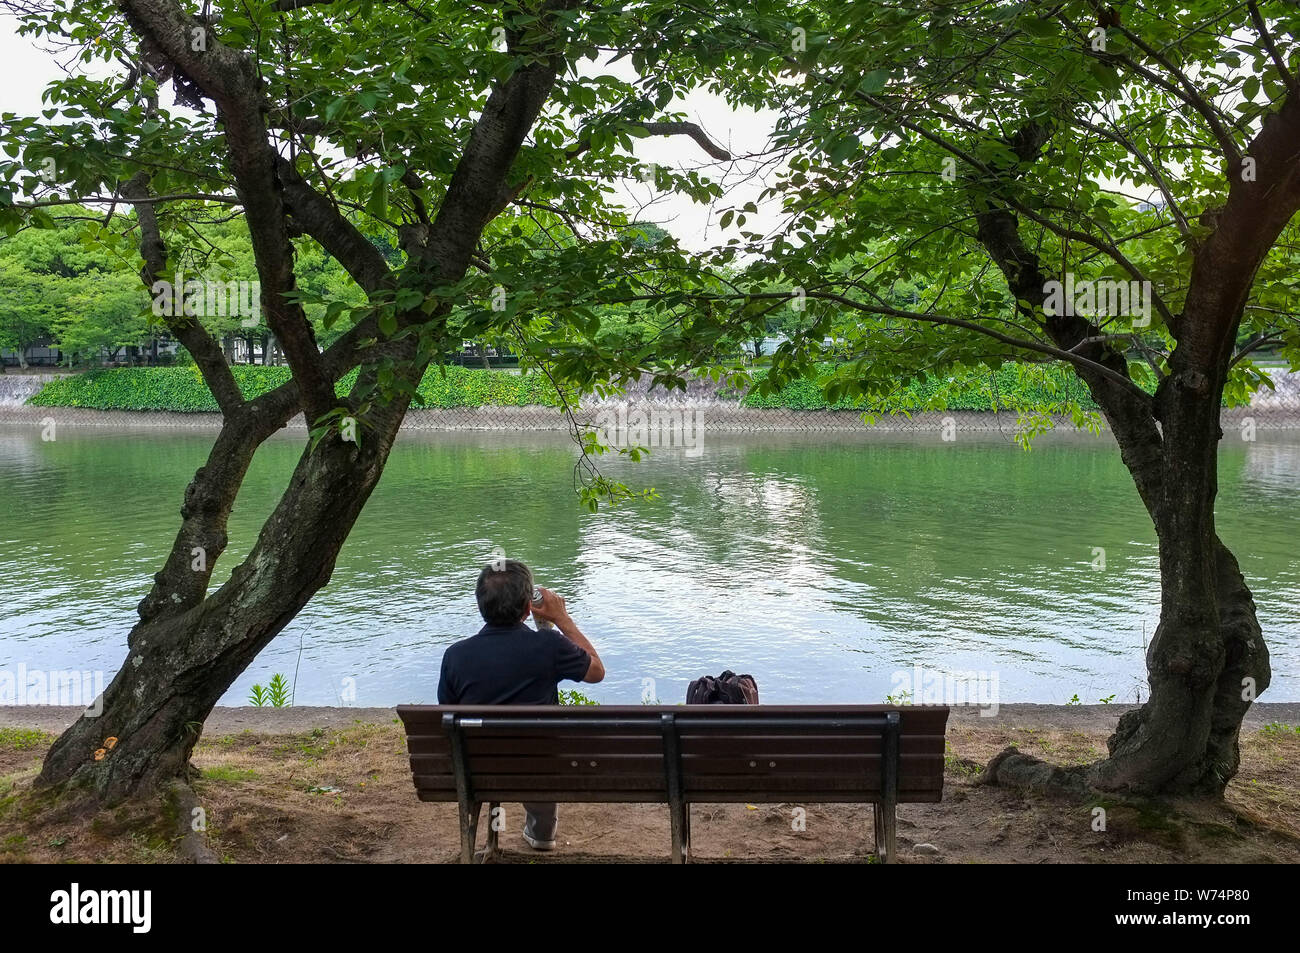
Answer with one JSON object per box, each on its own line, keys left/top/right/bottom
{"left": 406, "top": 733, "right": 947, "bottom": 757}
{"left": 411, "top": 773, "right": 943, "bottom": 794}
{"left": 416, "top": 790, "right": 945, "bottom": 804}
{"left": 681, "top": 734, "right": 946, "bottom": 754}
{"left": 398, "top": 704, "right": 950, "bottom": 731}
{"left": 409, "top": 752, "right": 943, "bottom": 778}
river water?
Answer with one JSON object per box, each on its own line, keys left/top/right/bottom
{"left": 0, "top": 424, "right": 1296, "bottom": 705}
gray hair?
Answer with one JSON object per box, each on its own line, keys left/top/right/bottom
{"left": 476, "top": 559, "right": 533, "bottom": 625}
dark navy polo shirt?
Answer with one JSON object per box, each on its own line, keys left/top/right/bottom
{"left": 437, "top": 621, "right": 591, "bottom": 705}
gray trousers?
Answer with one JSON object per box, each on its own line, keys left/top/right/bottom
{"left": 523, "top": 802, "right": 558, "bottom": 840}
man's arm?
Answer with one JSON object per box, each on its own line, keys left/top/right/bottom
{"left": 556, "top": 615, "right": 605, "bottom": 684}
{"left": 533, "top": 588, "right": 605, "bottom": 683}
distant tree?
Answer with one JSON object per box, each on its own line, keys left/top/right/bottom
{"left": 0, "top": 257, "right": 54, "bottom": 367}
{"left": 53, "top": 271, "right": 150, "bottom": 366}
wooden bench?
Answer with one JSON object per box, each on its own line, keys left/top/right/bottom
{"left": 397, "top": 704, "right": 950, "bottom": 863}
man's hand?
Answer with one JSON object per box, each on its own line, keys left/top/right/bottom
{"left": 531, "top": 587, "right": 604, "bottom": 684}
{"left": 530, "top": 586, "right": 571, "bottom": 627}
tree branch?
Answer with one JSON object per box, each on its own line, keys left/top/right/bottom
{"left": 120, "top": 185, "right": 244, "bottom": 418}
{"left": 565, "top": 119, "right": 731, "bottom": 161}
{"left": 18, "top": 193, "right": 241, "bottom": 207}
{"left": 1247, "top": 1, "right": 1297, "bottom": 96}
{"left": 734, "top": 290, "right": 1152, "bottom": 402}
{"left": 276, "top": 157, "right": 394, "bottom": 296}
{"left": 119, "top": 0, "right": 336, "bottom": 422}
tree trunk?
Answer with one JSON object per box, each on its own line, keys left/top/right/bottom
{"left": 1100, "top": 531, "right": 1270, "bottom": 793}
{"left": 969, "top": 127, "right": 1273, "bottom": 797}
{"left": 1088, "top": 342, "right": 1270, "bottom": 794}
{"left": 38, "top": 377, "right": 416, "bottom": 803}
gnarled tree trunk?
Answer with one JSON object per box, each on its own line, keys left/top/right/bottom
{"left": 36, "top": 0, "right": 564, "bottom": 805}
{"left": 39, "top": 383, "right": 414, "bottom": 802}
{"left": 969, "top": 104, "right": 1296, "bottom": 795}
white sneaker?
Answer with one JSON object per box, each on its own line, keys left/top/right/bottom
{"left": 522, "top": 827, "right": 556, "bottom": 851}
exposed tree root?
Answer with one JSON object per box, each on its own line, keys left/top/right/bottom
{"left": 165, "top": 779, "right": 219, "bottom": 864}
{"left": 978, "top": 744, "right": 1278, "bottom": 845}
{"left": 979, "top": 746, "right": 1091, "bottom": 798}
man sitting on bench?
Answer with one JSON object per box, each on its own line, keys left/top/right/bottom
{"left": 437, "top": 559, "right": 605, "bottom": 852}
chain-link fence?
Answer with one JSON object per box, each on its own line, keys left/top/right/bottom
{"left": 4, "top": 402, "right": 1299, "bottom": 433}
{"left": 4, "top": 371, "right": 1299, "bottom": 432}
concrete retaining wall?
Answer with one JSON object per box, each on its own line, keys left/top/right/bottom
{"left": 4, "top": 369, "right": 1299, "bottom": 432}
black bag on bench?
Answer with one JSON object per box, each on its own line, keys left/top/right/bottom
{"left": 686, "top": 670, "right": 759, "bottom": 704}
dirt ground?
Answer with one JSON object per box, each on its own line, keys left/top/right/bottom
{"left": 2, "top": 706, "right": 1298, "bottom": 864}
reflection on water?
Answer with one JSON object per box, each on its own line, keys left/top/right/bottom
{"left": 0, "top": 424, "right": 1296, "bottom": 705}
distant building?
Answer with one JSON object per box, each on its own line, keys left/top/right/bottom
{"left": 2, "top": 337, "right": 180, "bottom": 368}
{"left": 740, "top": 335, "right": 788, "bottom": 358}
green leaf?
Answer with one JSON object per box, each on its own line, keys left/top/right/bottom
{"left": 858, "top": 70, "right": 889, "bottom": 95}
{"left": 366, "top": 176, "right": 388, "bottom": 220}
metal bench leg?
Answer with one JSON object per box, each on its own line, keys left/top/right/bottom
{"left": 683, "top": 802, "right": 692, "bottom": 863}
{"left": 476, "top": 801, "right": 501, "bottom": 863}
{"left": 669, "top": 798, "right": 691, "bottom": 864}
{"left": 873, "top": 803, "right": 883, "bottom": 861}
{"left": 876, "top": 710, "right": 900, "bottom": 864}
{"left": 460, "top": 800, "right": 482, "bottom": 864}
{"left": 445, "top": 713, "right": 481, "bottom": 864}
{"left": 874, "top": 801, "right": 897, "bottom": 864}
{"left": 662, "top": 712, "right": 689, "bottom": 864}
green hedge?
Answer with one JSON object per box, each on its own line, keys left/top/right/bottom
{"left": 739, "top": 364, "right": 1099, "bottom": 411}
{"left": 29, "top": 365, "right": 562, "bottom": 412}
{"left": 417, "top": 365, "right": 560, "bottom": 408}
{"left": 29, "top": 363, "right": 1100, "bottom": 413}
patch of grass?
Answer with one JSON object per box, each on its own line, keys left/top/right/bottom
{"left": 1135, "top": 803, "right": 1179, "bottom": 833}
{"left": 276, "top": 723, "right": 387, "bottom": 762}
{"left": 199, "top": 766, "right": 260, "bottom": 782}
{"left": 125, "top": 831, "right": 177, "bottom": 863}
{"left": 1260, "top": 722, "right": 1300, "bottom": 737}
{"left": 197, "top": 730, "right": 260, "bottom": 752}
{"left": 287, "top": 728, "right": 331, "bottom": 762}
{"left": 943, "top": 741, "right": 983, "bottom": 779}
{"left": 0, "top": 727, "right": 54, "bottom": 751}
